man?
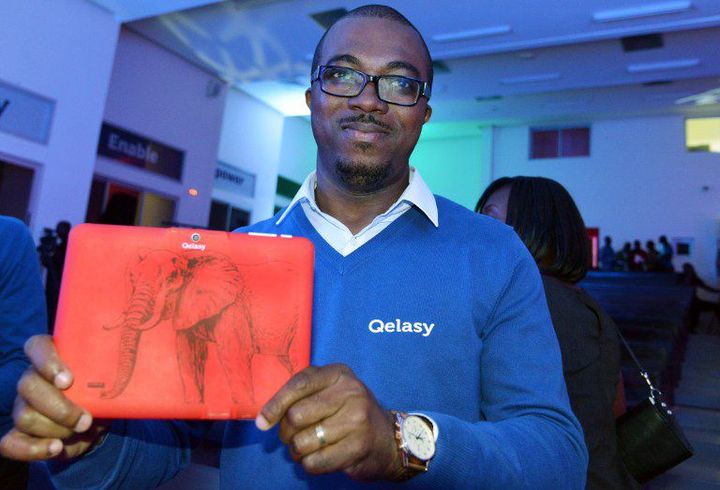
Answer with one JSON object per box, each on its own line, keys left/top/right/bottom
{"left": 0, "top": 5, "right": 587, "bottom": 488}
{"left": 599, "top": 236, "right": 615, "bottom": 272}
{"left": 658, "top": 235, "right": 674, "bottom": 272}
{"left": 0, "top": 216, "right": 48, "bottom": 488}
{"left": 37, "top": 220, "right": 71, "bottom": 334}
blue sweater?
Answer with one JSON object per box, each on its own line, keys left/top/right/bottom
{"left": 51, "top": 198, "right": 587, "bottom": 488}
{"left": 0, "top": 216, "right": 47, "bottom": 436}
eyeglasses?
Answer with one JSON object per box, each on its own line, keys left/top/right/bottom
{"left": 311, "top": 65, "right": 431, "bottom": 107}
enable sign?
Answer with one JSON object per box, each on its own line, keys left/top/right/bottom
{"left": 98, "top": 123, "right": 184, "bottom": 181}
{"left": 0, "top": 79, "right": 55, "bottom": 144}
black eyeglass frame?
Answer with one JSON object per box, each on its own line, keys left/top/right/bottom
{"left": 311, "top": 65, "right": 432, "bottom": 106}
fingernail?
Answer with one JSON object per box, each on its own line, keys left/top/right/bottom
{"left": 48, "top": 439, "right": 63, "bottom": 456}
{"left": 54, "top": 371, "right": 71, "bottom": 389}
{"left": 255, "top": 414, "right": 270, "bottom": 431}
{"left": 74, "top": 413, "right": 92, "bottom": 433}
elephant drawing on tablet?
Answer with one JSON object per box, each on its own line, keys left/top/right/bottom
{"left": 101, "top": 249, "right": 298, "bottom": 403}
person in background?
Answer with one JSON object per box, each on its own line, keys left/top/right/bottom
{"left": 630, "top": 240, "right": 647, "bottom": 271}
{"left": 615, "top": 242, "right": 633, "bottom": 271}
{"left": 645, "top": 240, "right": 659, "bottom": 272}
{"left": 658, "top": 235, "right": 674, "bottom": 272}
{"left": 477, "top": 176, "right": 639, "bottom": 489}
{"left": 37, "top": 221, "right": 71, "bottom": 334}
{"left": 677, "top": 262, "right": 720, "bottom": 332}
{"left": 599, "top": 236, "right": 615, "bottom": 272}
{"left": 0, "top": 216, "right": 48, "bottom": 488}
{"left": 0, "top": 6, "right": 587, "bottom": 489}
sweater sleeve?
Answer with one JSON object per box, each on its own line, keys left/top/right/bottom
{"left": 48, "top": 419, "right": 193, "bottom": 489}
{"left": 0, "top": 218, "right": 47, "bottom": 434}
{"left": 412, "top": 249, "right": 588, "bottom": 489}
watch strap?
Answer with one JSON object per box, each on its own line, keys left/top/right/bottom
{"left": 390, "top": 411, "right": 432, "bottom": 481}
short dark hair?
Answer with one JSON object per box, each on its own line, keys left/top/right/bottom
{"left": 310, "top": 4, "right": 433, "bottom": 87}
{"left": 476, "top": 176, "right": 591, "bottom": 283}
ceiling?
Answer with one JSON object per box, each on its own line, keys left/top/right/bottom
{"left": 88, "top": 0, "right": 720, "bottom": 126}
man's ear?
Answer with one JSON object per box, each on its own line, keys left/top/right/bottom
{"left": 305, "top": 89, "right": 312, "bottom": 109}
{"left": 423, "top": 104, "right": 432, "bottom": 124}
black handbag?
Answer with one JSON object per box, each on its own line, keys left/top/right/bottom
{"left": 615, "top": 333, "right": 694, "bottom": 483}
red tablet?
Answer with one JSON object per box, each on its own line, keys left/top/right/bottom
{"left": 54, "top": 224, "right": 314, "bottom": 419}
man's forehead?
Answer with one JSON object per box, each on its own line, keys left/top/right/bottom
{"left": 321, "top": 16, "right": 427, "bottom": 70}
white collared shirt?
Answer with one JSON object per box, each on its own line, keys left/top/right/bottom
{"left": 275, "top": 167, "right": 439, "bottom": 256}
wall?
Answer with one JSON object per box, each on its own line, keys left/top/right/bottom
{"left": 277, "top": 116, "right": 316, "bottom": 184}
{"left": 0, "top": 0, "right": 119, "bottom": 237}
{"left": 218, "top": 89, "right": 285, "bottom": 223}
{"left": 492, "top": 116, "right": 720, "bottom": 282}
{"left": 413, "top": 122, "right": 492, "bottom": 211}
{"left": 99, "top": 28, "right": 227, "bottom": 228}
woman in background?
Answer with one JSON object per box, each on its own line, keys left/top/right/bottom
{"left": 476, "top": 176, "right": 639, "bottom": 489}
{"left": 677, "top": 262, "right": 720, "bottom": 332}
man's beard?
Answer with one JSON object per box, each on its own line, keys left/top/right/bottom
{"left": 334, "top": 159, "right": 391, "bottom": 194}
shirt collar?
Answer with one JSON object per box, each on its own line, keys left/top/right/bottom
{"left": 275, "top": 166, "right": 439, "bottom": 228}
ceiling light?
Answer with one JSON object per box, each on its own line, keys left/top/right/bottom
{"left": 675, "top": 87, "right": 720, "bottom": 105}
{"left": 432, "top": 25, "right": 512, "bottom": 42}
{"left": 626, "top": 58, "right": 699, "bottom": 73}
{"left": 499, "top": 73, "right": 561, "bottom": 85}
{"left": 593, "top": 1, "right": 692, "bottom": 22}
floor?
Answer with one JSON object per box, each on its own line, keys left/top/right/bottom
{"left": 648, "top": 325, "right": 720, "bottom": 489}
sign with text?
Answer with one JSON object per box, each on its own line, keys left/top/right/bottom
{"left": 0, "top": 79, "right": 55, "bottom": 144}
{"left": 98, "top": 123, "right": 184, "bottom": 181}
{"left": 214, "top": 161, "right": 255, "bottom": 198}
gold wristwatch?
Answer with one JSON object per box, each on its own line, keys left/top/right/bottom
{"left": 391, "top": 411, "right": 437, "bottom": 480}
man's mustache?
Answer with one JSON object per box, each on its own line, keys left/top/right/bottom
{"left": 337, "top": 114, "right": 390, "bottom": 131}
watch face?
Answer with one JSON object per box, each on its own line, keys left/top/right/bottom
{"left": 402, "top": 415, "right": 435, "bottom": 460}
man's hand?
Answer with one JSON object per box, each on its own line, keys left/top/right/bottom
{"left": 255, "top": 364, "right": 403, "bottom": 481}
{"left": 0, "top": 335, "right": 109, "bottom": 461}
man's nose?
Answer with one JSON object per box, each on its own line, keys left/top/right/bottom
{"left": 348, "top": 80, "right": 388, "bottom": 113}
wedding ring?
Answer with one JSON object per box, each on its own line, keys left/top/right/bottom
{"left": 315, "top": 424, "right": 327, "bottom": 447}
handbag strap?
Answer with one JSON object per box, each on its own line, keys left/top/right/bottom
{"left": 574, "top": 284, "right": 665, "bottom": 403}
{"left": 563, "top": 283, "right": 672, "bottom": 404}
{"left": 616, "top": 328, "right": 664, "bottom": 403}
{"left": 574, "top": 284, "right": 677, "bottom": 419}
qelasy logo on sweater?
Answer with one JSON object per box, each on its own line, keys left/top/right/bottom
{"left": 368, "top": 318, "right": 435, "bottom": 337}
